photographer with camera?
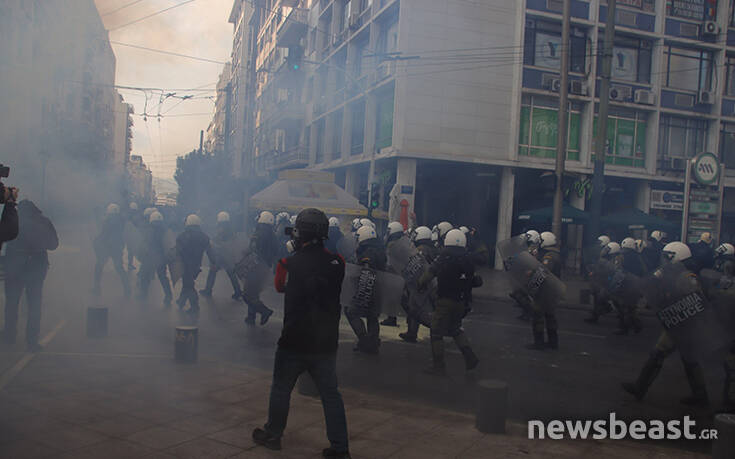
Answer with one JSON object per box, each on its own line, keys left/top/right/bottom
{"left": 0, "top": 164, "right": 19, "bottom": 249}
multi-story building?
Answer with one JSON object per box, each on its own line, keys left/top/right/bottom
{"left": 112, "top": 93, "right": 134, "bottom": 174}
{"left": 231, "top": 0, "right": 735, "bottom": 265}
{"left": 0, "top": 0, "right": 125, "bottom": 214}
{"left": 228, "top": 0, "right": 256, "bottom": 177}
{"left": 205, "top": 63, "right": 232, "bottom": 154}
{"left": 127, "top": 155, "right": 154, "bottom": 205}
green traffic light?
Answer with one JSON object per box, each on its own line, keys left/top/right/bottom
{"left": 293, "top": 64, "right": 300, "bottom": 70}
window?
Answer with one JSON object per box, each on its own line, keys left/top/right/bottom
{"left": 518, "top": 96, "right": 581, "bottom": 160}
{"left": 667, "top": 0, "right": 717, "bottom": 21}
{"left": 592, "top": 108, "right": 647, "bottom": 168}
{"left": 719, "top": 123, "right": 735, "bottom": 169}
{"left": 353, "top": 39, "right": 368, "bottom": 77}
{"left": 343, "top": 0, "right": 352, "bottom": 30}
{"left": 315, "top": 119, "right": 326, "bottom": 164}
{"left": 664, "top": 45, "right": 714, "bottom": 92}
{"left": 599, "top": 36, "right": 652, "bottom": 83}
{"left": 377, "top": 19, "right": 398, "bottom": 55}
{"left": 375, "top": 88, "right": 394, "bottom": 150}
{"left": 361, "top": 0, "right": 373, "bottom": 12}
{"left": 350, "top": 100, "right": 366, "bottom": 155}
{"left": 658, "top": 115, "right": 708, "bottom": 158}
{"left": 332, "top": 110, "right": 344, "bottom": 159}
{"left": 603, "top": 0, "right": 655, "bottom": 12}
{"left": 725, "top": 55, "right": 735, "bottom": 96}
{"left": 524, "top": 20, "right": 587, "bottom": 74}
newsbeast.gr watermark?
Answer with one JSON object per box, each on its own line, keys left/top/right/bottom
{"left": 528, "top": 413, "right": 718, "bottom": 441}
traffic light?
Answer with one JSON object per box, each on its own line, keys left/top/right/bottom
{"left": 370, "top": 183, "right": 380, "bottom": 209}
{"left": 358, "top": 189, "right": 368, "bottom": 207}
{"left": 286, "top": 45, "right": 303, "bottom": 71}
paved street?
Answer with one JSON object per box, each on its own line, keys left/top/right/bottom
{"left": 0, "top": 226, "right": 723, "bottom": 457}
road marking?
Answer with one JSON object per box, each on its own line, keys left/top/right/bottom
{"left": 465, "top": 318, "right": 606, "bottom": 340}
{"left": 0, "top": 320, "right": 65, "bottom": 391}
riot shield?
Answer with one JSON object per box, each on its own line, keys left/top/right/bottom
{"left": 655, "top": 264, "right": 732, "bottom": 361}
{"left": 505, "top": 251, "right": 566, "bottom": 312}
{"left": 233, "top": 250, "right": 270, "bottom": 294}
{"left": 496, "top": 236, "right": 531, "bottom": 262}
{"left": 341, "top": 263, "right": 405, "bottom": 317}
{"left": 405, "top": 280, "right": 435, "bottom": 327}
{"left": 700, "top": 269, "right": 735, "bottom": 331}
{"left": 386, "top": 236, "right": 418, "bottom": 274}
{"left": 214, "top": 233, "right": 248, "bottom": 271}
{"left": 336, "top": 235, "right": 357, "bottom": 263}
{"left": 583, "top": 244, "right": 603, "bottom": 278}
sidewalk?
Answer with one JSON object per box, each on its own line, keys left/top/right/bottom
{"left": 0, "top": 351, "right": 702, "bottom": 458}
{"left": 473, "top": 267, "right": 591, "bottom": 309}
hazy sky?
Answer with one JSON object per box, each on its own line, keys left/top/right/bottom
{"left": 94, "top": 0, "right": 234, "bottom": 179}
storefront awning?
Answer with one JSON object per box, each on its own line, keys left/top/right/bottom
{"left": 517, "top": 204, "right": 589, "bottom": 225}
{"left": 600, "top": 209, "right": 678, "bottom": 232}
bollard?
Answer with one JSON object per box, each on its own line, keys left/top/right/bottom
{"left": 579, "top": 289, "right": 591, "bottom": 305}
{"left": 475, "top": 379, "right": 508, "bottom": 434}
{"left": 174, "top": 326, "right": 198, "bottom": 363}
{"left": 297, "top": 373, "right": 320, "bottom": 397}
{"left": 713, "top": 413, "right": 735, "bottom": 459}
{"left": 86, "top": 307, "right": 108, "bottom": 338}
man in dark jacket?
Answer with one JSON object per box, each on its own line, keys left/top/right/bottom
{"left": 175, "top": 214, "right": 214, "bottom": 317}
{"left": 0, "top": 185, "right": 19, "bottom": 250}
{"left": 93, "top": 204, "right": 130, "bottom": 297}
{"left": 136, "top": 211, "right": 173, "bottom": 306}
{"left": 2, "top": 200, "right": 58, "bottom": 351}
{"left": 200, "top": 211, "right": 242, "bottom": 300}
{"left": 252, "top": 208, "right": 350, "bottom": 459}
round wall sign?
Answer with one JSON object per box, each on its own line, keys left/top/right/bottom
{"left": 693, "top": 152, "right": 720, "bottom": 185}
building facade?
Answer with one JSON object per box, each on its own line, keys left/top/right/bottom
{"left": 221, "top": 0, "right": 735, "bottom": 266}
{"left": 127, "top": 155, "right": 154, "bottom": 205}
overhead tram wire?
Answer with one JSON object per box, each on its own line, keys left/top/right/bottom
{"left": 101, "top": 0, "right": 147, "bottom": 16}
{"left": 108, "top": 0, "right": 196, "bottom": 31}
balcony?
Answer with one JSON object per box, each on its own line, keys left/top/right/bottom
{"left": 258, "top": 147, "right": 309, "bottom": 171}
{"left": 270, "top": 98, "right": 305, "bottom": 128}
{"left": 276, "top": 8, "right": 308, "bottom": 47}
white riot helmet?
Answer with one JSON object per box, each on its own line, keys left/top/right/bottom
{"left": 444, "top": 229, "right": 467, "bottom": 248}
{"left": 217, "top": 211, "right": 230, "bottom": 223}
{"left": 662, "top": 241, "right": 692, "bottom": 263}
{"left": 437, "top": 221, "right": 453, "bottom": 238}
{"left": 359, "top": 218, "right": 375, "bottom": 229}
{"left": 106, "top": 203, "right": 120, "bottom": 215}
{"left": 257, "top": 211, "right": 275, "bottom": 225}
{"left": 289, "top": 215, "right": 297, "bottom": 226}
{"left": 276, "top": 212, "right": 290, "bottom": 225}
{"left": 356, "top": 225, "right": 377, "bottom": 244}
{"left": 621, "top": 237, "right": 636, "bottom": 250}
{"left": 286, "top": 240, "right": 296, "bottom": 254}
{"left": 352, "top": 218, "right": 362, "bottom": 232}
{"left": 149, "top": 211, "right": 163, "bottom": 223}
{"left": 185, "top": 214, "right": 201, "bottom": 227}
{"left": 328, "top": 217, "right": 340, "bottom": 228}
{"left": 716, "top": 243, "right": 735, "bottom": 256}
{"left": 540, "top": 231, "right": 557, "bottom": 248}
{"left": 129, "top": 202, "right": 138, "bottom": 211}
{"left": 143, "top": 207, "right": 156, "bottom": 219}
{"left": 526, "top": 230, "right": 541, "bottom": 245}
{"left": 459, "top": 226, "right": 470, "bottom": 235}
{"left": 635, "top": 239, "right": 647, "bottom": 253}
{"left": 601, "top": 242, "right": 621, "bottom": 257}
{"left": 413, "top": 226, "right": 432, "bottom": 242}
{"left": 431, "top": 231, "right": 438, "bottom": 242}
{"left": 650, "top": 230, "right": 666, "bottom": 242}
{"left": 387, "top": 221, "right": 404, "bottom": 237}
{"left": 597, "top": 235, "right": 611, "bottom": 247}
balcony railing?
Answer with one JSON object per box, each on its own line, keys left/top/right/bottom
{"left": 258, "top": 147, "right": 309, "bottom": 171}
{"left": 276, "top": 8, "right": 308, "bottom": 47}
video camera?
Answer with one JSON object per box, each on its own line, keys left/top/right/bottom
{"left": 0, "top": 164, "right": 17, "bottom": 204}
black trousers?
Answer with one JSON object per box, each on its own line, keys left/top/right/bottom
{"left": 4, "top": 264, "right": 48, "bottom": 345}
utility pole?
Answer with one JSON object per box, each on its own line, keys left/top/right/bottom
{"left": 551, "top": 0, "right": 571, "bottom": 239}
{"left": 589, "top": 0, "right": 616, "bottom": 241}
{"left": 198, "top": 129, "right": 204, "bottom": 154}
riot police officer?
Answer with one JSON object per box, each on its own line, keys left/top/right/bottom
{"left": 615, "top": 237, "right": 647, "bottom": 335}
{"left": 200, "top": 211, "right": 243, "bottom": 300}
{"left": 419, "top": 229, "right": 479, "bottom": 375}
{"left": 714, "top": 243, "right": 735, "bottom": 274}
{"left": 137, "top": 211, "right": 173, "bottom": 306}
{"left": 243, "top": 211, "right": 278, "bottom": 325}
{"left": 689, "top": 232, "right": 716, "bottom": 274}
{"left": 509, "top": 230, "right": 541, "bottom": 322}
{"left": 325, "top": 217, "right": 344, "bottom": 256}
{"left": 345, "top": 225, "right": 386, "bottom": 354}
{"left": 93, "top": 204, "right": 130, "bottom": 298}
{"left": 175, "top": 214, "right": 214, "bottom": 317}
{"left": 435, "top": 221, "right": 453, "bottom": 247}
{"left": 381, "top": 221, "right": 407, "bottom": 327}
{"left": 642, "top": 230, "right": 666, "bottom": 271}
{"left": 621, "top": 242, "right": 709, "bottom": 406}
{"left": 399, "top": 226, "right": 435, "bottom": 343}
{"left": 527, "top": 231, "right": 561, "bottom": 350}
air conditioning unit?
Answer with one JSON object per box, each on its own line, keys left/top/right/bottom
{"left": 544, "top": 78, "right": 562, "bottom": 92}
{"left": 698, "top": 90, "right": 715, "bottom": 105}
{"left": 375, "top": 60, "right": 396, "bottom": 81}
{"left": 659, "top": 157, "right": 687, "bottom": 171}
{"left": 568, "top": 80, "right": 587, "bottom": 96}
{"left": 348, "top": 13, "right": 360, "bottom": 29}
{"left": 702, "top": 20, "right": 720, "bottom": 37}
{"left": 609, "top": 86, "right": 628, "bottom": 102}
{"left": 634, "top": 89, "right": 655, "bottom": 105}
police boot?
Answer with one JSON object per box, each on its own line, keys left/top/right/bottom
{"left": 621, "top": 355, "right": 663, "bottom": 401}
{"left": 525, "top": 332, "right": 546, "bottom": 351}
{"left": 546, "top": 329, "right": 559, "bottom": 350}
{"left": 680, "top": 362, "right": 709, "bottom": 406}
{"left": 459, "top": 346, "right": 479, "bottom": 371}
{"left": 380, "top": 316, "right": 398, "bottom": 327}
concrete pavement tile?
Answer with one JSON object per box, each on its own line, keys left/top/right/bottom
{"left": 0, "top": 437, "right": 60, "bottom": 459}
{"left": 207, "top": 384, "right": 262, "bottom": 404}
{"left": 84, "top": 414, "right": 157, "bottom": 438}
{"left": 341, "top": 407, "right": 394, "bottom": 436}
{"left": 346, "top": 436, "right": 403, "bottom": 459}
{"left": 164, "top": 437, "right": 244, "bottom": 459}
{"left": 35, "top": 424, "right": 111, "bottom": 452}
{"left": 357, "top": 414, "right": 444, "bottom": 444}
{"left": 53, "top": 438, "right": 154, "bottom": 459}
{"left": 125, "top": 425, "right": 199, "bottom": 450}
{"left": 206, "top": 421, "right": 261, "bottom": 450}
{"left": 168, "top": 397, "right": 220, "bottom": 415}
{"left": 162, "top": 414, "right": 241, "bottom": 435}
{"left": 229, "top": 447, "right": 320, "bottom": 459}
{"left": 201, "top": 404, "right": 267, "bottom": 425}
{"left": 386, "top": 444, "right": 473, "bottom": 459}
{"left": 0, "top": 394, "right": 39, "bottom": 420}
{"left": 284, "top": 424, "right": 328, "bottom": 451}
{"left": 412, "top": 420, "right": 484, "bottom": 454}
{"left": 0, "top": 414, "right": 72, "bottom": 443}
{"left": 128, "top": 406, "right": 189, "bottom": 424}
